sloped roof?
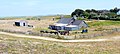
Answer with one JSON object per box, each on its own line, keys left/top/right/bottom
{"left": 72, "top": 20, "right": 83, "bottom": 25}
{"left": 57, "top": 18, "right": 84, "bottom": 25}
{"left": 57, "top": 18, "right": 72, "bottom": 24}
{"left": 56, "top": 18, "right": 88, "bottom": 27}
{"left": 49, "top": 17, "right": 88, "bottom": 31}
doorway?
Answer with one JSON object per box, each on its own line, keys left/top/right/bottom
{"left": 23, "top": 23, "right": 25, "bottom": 26}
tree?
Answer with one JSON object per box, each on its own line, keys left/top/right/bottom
{"left": 91, "top": 9, "right": 97, "bottom": 13}
{"left": 83, "top": 12, "right": 90, "bottom": 18}
{"left": 110, "top": 9, "right": 114, "bottom": 13}
{"left": 106, "top": 12, "right": 117, "bottom": 18}
{"left": 110, "top": 7, "right": 120, "bottom": 13}
{"left": 71, "top": 12, "right": 76, "bottom": 17}
{"left": 114, "top": 7, "right": 119, "bottom": 13}
{"left": 85, "top": 9, "right": 91, "bottom": 13}
{"left": 74, "top": 9, "right": 84, "bottom": 17}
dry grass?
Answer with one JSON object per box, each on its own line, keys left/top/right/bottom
{"left": 0, "top": 34, "right": 120, "bottom": 54}
{"left": 0, "top": 18, "right": 120, "bottom": 38}
{"left": 0, "top": 18, "right": 58, "bottom": 32}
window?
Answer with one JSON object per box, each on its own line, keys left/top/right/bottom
{"left": 64, "top": 27, "right": 71, "bottom": 31}
{"left": 57, "top": 26, "right": 61, "bottom": 30}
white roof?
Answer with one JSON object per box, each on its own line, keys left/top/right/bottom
{"left": 54, "top": 23, "right": 78, "bottom": 27}
{"left": 54, "top": 23, "right": 67, "bottom": 26}
{"left": 65, "top": 25, "right": 78, "bottom": 27}
{"left": 15, "top": 20, "right": 27, "bottom": 23}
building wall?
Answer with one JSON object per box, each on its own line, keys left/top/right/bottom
{"left": 15, "top": 22, "right": 28, "bottom": 26}
{"left": 117, "top": 11, "right": 120, "bottom": 15}
{"left": 71, "top": 27, "right": 79, "bottom": 31}
{"left": 49, "top": 25, "right": 79, "bottom": 31}
{"left": 78, "top": 21, "right": 88, "bottom": 29}
{"left": 20, "top": 22, "right": 28, "bottom": 26}
{"left": 64, "top": 26, "right": 79, "bottom": 31}
{"left": 64, "top": 27, "right": 71, "bottom": 31}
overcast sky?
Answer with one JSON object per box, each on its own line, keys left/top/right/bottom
{"left": 0, "top": 0, "right": 119, "bottom": 16}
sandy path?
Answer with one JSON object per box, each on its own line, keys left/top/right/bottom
{"left": 0, "top": 31, "right": 119, "bottom": 43}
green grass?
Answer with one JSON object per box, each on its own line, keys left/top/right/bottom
{"left": 88, "top": 21, "right": 120, "bottom": 27}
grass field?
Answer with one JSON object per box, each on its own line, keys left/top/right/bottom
{"left": 0, "top": 34, "right": 120, "bottom": 54}
{"left": 0, "top": 17, "right": 120, "bottom": 37}
{"left": 87, "top": 20, "right": 120, "bottom": 27}
{"left": 87, "top": 20, "right": 120, "bottom": 32}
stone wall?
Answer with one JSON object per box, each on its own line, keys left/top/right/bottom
{"left": 0, "top": 28, "right": 120, "bottom": 40}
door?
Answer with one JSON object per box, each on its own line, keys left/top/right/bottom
{"left": 23, "top": 23, "right": 25, "bottom": 26}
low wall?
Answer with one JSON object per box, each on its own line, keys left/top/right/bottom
{"left": 60, "top": 28, "right": 120, "bottom": 39}
{"left": 0, "top": 29, "right": 59, "bottom": 38}
{"left": 0, "top": 28, "right": 120, "bottom": 40}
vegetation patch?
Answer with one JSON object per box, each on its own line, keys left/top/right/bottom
{"left": 0, "top": 34, "right": 120, "bottom": 54}
{"left": 88, "top": 21, "right": 120, "bottom": 27}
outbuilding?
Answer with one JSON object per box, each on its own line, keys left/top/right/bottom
{"left": 14, "top": 20, "right": 28, "bottom": 26}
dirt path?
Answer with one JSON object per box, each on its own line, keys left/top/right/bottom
{"left": 0, "top": 31, "right": 119, "bottom": 43}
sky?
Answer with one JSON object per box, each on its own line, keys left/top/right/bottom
{"left": 0, "top": 0, "right": 119, "bottom": 16}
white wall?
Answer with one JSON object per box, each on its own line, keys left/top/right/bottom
{"left": 20, "top": 22, "right": 28, "bottom": 26}
{"left": 117, "top": 11, "right": 120, "bottom": 15}
{"left": 78, "top": 21, "right": 88, "bottom": 29}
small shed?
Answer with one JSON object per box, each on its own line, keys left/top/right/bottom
{"left": 14, "top": 20, "right": 28, "bottom": 26}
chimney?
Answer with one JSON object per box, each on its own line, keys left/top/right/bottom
{"left": 73, "top": 15, "right": 77, "bottom": 20}
{"left": 60, "top": 15, "right": 64, "bottom": 19}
